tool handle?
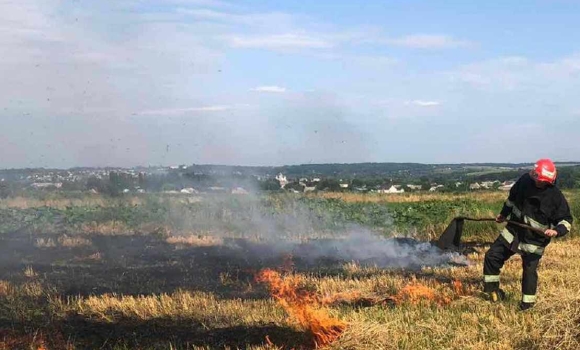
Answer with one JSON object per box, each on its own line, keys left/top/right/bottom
{"left": 455, "top": 217, "right": 547, "bottom": 235}
{"left": 505, "top": 220, "right": 547, "bottom": 235}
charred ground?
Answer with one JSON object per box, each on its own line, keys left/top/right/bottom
{"left": 0, "top": 192, "right": 579, "bottom": 349}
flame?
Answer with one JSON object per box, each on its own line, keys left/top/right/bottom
{"left": 389, "top": 280, "right": 456, "bottom": 306}
{"left": 256, "top": 269, "right": 347, "bottom": 348}
{"left": 321, "top": 279, "right": 466, "bottom": 309}
{"left": 452, "top": 279, "right": 464, "bottom": 295}
{"left": 395, "top": 282, "right": 437, "bottom": 303}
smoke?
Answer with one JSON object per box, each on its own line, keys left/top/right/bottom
{"left": 291, "top": 228, "right": 469, "bottom": 269}
{"left": 165, "top": 192, "right": 469, "bottom": 270}
{"left": 230, "top": 227, "right": 469, "bottom": 270}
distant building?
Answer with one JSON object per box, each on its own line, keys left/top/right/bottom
{"left": 480, "top": 181, "right": 499, "bottom": 189}
{"left": 378, "top": 185, "right": 405, "bottom": 194}
{"left": 353, "top": 186, "right": 367, "bottom": 192}
{"left": 231, "top": 187, "right": 249, "bottom": 195}
{"left": 499, "top": 180, "right": 515, "bottom": 191}
{"left": 31, "top": 182, "right": 62, "bottom": 189}
{"left": 208, "top": 187, "right": 226, "bottom": 192}
{"left": 180, "top": 187, "right": 198, "bottom": 194}
{"left": 275, "top": 173, "right": 288, "bottom": 188}
{"left": 469, "top": 183, "right": 481, "bottom": 190}
{"left": 429, "top": 185, "right": 444, "bottom": 192}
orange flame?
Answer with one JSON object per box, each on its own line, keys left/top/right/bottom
{"left": 390, "top": 280, "right": 457, "bottom": 306}
{"left": 256, "top": 269, "right": 347, "bottom": 348}
{"left": 452, "top": 279, "right": 464, "bottom": 295}
{"left": 319, "top": 279, "right": 468, "bottom": 310}
{"left": 395, "top": 282, "right": 436, "bottom": 303}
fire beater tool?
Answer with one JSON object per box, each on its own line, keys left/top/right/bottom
{"left": 436, "top": 217, "right": 546, "bottom": 250}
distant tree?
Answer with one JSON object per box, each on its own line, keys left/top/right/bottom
{"left": 138, "top": 172, "right": 146, "bottom": 189}
{"left": 0, "top": 182, "right": 12, "bottom": 198}
{"left": 108, "top": 171, "right": 135, "bottom": 195}
{"left": 161, "top": 183, "right": 178, "bottom": 192}
{"left": 259, "top": 179, "right": 282, "bottom": 192}
{"left": 555, "top": 166, "right": 580, "bottom": 189}
{"left": 350, "top": 178, "right": 365, "bottom": 188}
{"left": 316, "top": 178, "right": 341, "bottom": 192}
{"left": 61, "top": 181, "right": 84, "bottom": 191}
{"left": 284, "top": 181, "right": 304, "bottom": 192}
{"left": 418, "top": 177, "right": 431, "bottom": 191}
{"left": 86, "top": 176, "right": 108, "bottom": 193}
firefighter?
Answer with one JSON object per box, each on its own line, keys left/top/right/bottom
{"left": 483, "top": 159, "right": 573, "bottom": 311}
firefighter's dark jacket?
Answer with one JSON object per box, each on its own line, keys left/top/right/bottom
{"left": 500, "top": 172, "right": 573, "bottom": 247}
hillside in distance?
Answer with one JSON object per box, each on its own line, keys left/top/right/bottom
{"left": 184, "top": 162, "right": 550, "bottom": 180}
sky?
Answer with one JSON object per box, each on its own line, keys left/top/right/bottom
{"left": 1, "top": 0, "right": 579, "bottom": 168}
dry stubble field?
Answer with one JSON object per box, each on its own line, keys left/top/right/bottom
{"left": 0, "top": 192, "right": 578, "bottom": 350}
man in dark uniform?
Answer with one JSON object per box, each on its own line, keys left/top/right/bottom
{"left": 483, "top": 159, "right": 573, "bottom": 311}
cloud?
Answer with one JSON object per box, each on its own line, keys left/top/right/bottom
{"left": 227, "top": 33, "right": 333, "bottom": 50}
{"left": 250, "top": 85, "right": 287, "bottom": 93}
{"left": 383, "top": 34, "right": 471, "bottom": 49}
{"left": 138, "top": 106, "right": 231, "bottom": 116}
{"left": 448, "top": 54, "right": 580, "bottom": 91}
{"left": 1, "top": 1, "right": 578, "bottom": 167}
{"left": 405, "top": 100, "right": 441, "bottom": 107}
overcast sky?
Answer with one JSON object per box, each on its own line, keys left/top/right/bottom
{"left": 1, "top": 0, "right": 579, "bottom": 168}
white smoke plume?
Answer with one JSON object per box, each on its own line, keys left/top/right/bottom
{"left": 166, "top": 193, "right": 470, "bottom": 270}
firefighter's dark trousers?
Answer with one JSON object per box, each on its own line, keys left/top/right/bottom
{"left": 483, "top": 236, "right": 542, "bottom": 303}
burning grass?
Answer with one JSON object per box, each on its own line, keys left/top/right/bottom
{"left": 255, "top": 261, "right": 471, "bottom": 349}
{"left": 256, "top": 269, "right": 347, "bottom": 348}
{"left": 0, "top": 238, "right": 579, "bottom": 349}
{"left": 0, "top": 190, "right": 579, "bottom": 349}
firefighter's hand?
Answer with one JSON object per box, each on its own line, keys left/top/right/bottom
{"left": 495, "top": 214, "right": 506, "bottom": 223}
{"left": 544, "top": 229, "right": 558, "bottom": 237}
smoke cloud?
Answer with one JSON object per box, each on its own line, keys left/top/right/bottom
{"left": 166, "top": 192, "right": 469, "bottom": 270}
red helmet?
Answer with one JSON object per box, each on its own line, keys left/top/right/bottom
{"left": 531, "top": 158, "right": 557, "bottom": 184}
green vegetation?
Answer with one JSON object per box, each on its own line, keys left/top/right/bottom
{"left": 1, "top": 191, "right": 578, "bottom": 241}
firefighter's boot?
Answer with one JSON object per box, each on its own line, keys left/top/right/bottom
{"left": 488, "top": 288, "right": 506, "bottom": 303}
{"left": 484, "top": 281, "right": 506, "bottom": 303}
{"left": 519, "top": 302, "right": 535, "bottom": 311}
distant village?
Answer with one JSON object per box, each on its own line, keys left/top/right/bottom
{"left": 1, "top": 166, "right": 516, "bottom": 195}
{"left": 274, "top": 173, "right": 515, "bottom": 193}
